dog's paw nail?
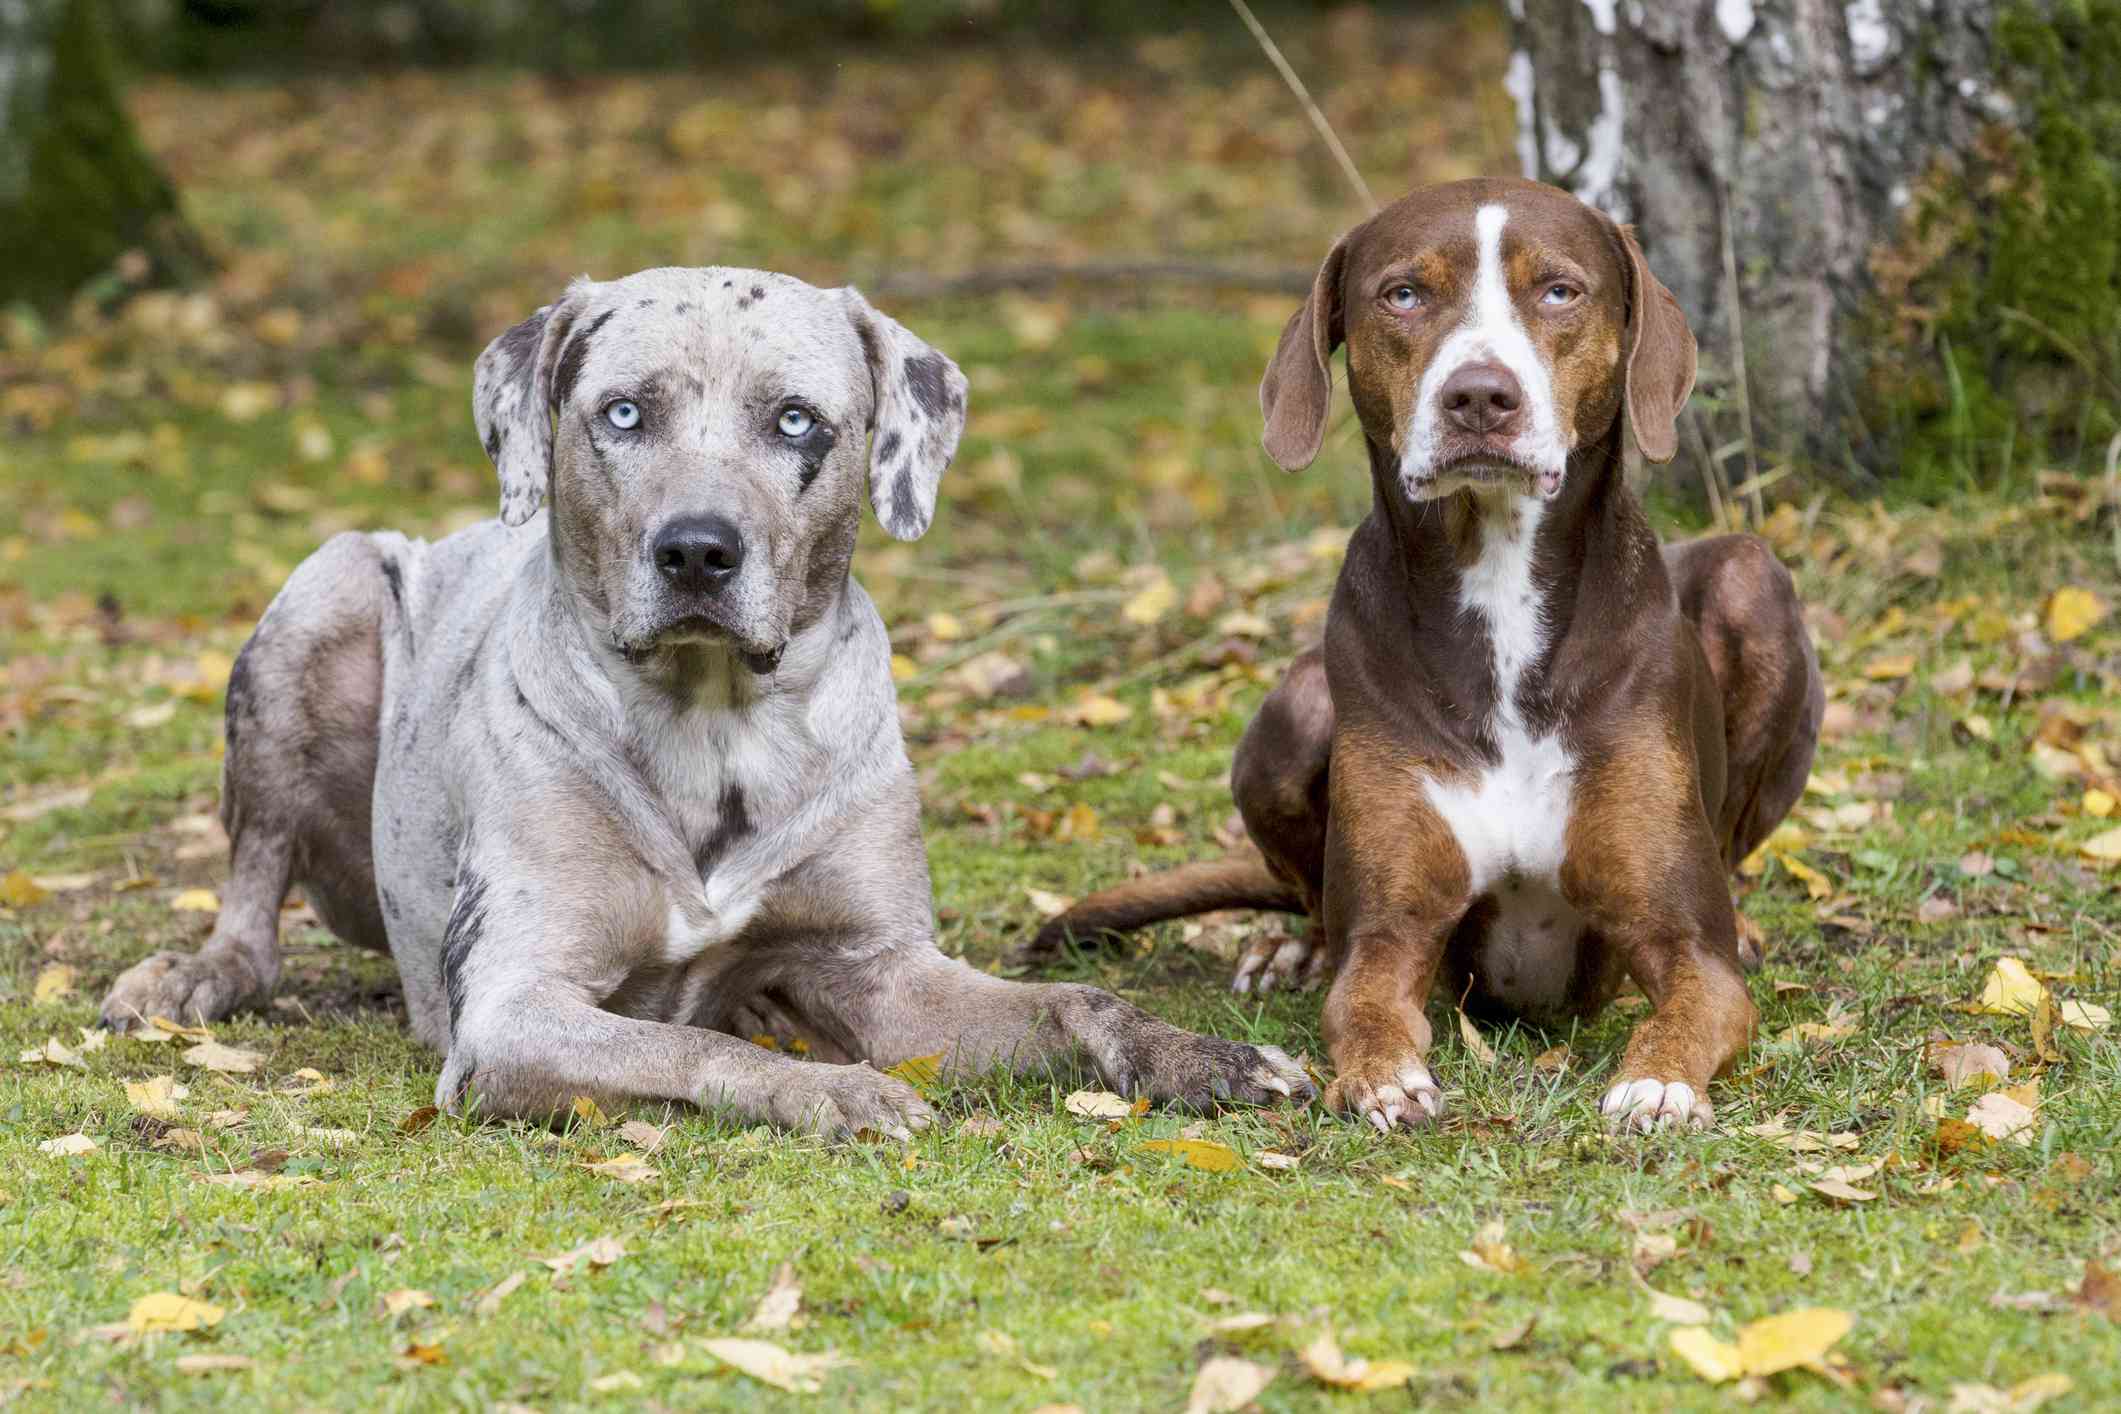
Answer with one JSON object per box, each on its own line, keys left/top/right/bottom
{"left": 1367, "top": 1108, "right": 1392, "bottom": 1133}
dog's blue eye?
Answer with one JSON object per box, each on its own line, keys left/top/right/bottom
{"left": 605, "top": 401, "right": 641, "bottom": 430}
{"left": 1540, "top": 283, "right": 1578, "bottom": 306}
{"left": 1386, "top": 285, "right": 1420, "bottom": 310}
{"left": 777, "top": 406, "right": 813, "bottom": 438}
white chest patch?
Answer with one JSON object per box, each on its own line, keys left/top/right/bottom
{"left": 1420, "top": 494, "right": 1582, "bottom": 1012}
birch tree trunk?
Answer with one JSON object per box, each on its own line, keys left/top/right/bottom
{"left": 1506, "top": 0, "right": 2008, "bottom": 486}
{"left": 0, "top": 0, "right": 199, "bottom": 309}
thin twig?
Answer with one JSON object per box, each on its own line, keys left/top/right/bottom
{"left": 2106, "top": 430, "right": 2121, "bottom": 572}
{"left": 865, "top": 260, "right": 1312, "bottom": 300}
{"left": 1227, "top": 0, "right": 1377, "bottom": 213}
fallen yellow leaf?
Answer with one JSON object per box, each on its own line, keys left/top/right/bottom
{"left": 379, "top": 1289, "right": 434, "bottom": 1318}
{"left": 169, "top": 888, "right": 220, "bottom": 913}
{"left": 38, "top": 1133, "right": 98, "bottom": 1156}
{"left": 2084, "top": 788, "right": 2117, "bottom": 819}
{"left": 1669, "top": 1327, "right": 1744, "bottom": 1382}
{"left": 1976, "top": 957, "right": 2048, "bottom": 1016}
{"left": 31, "top": 964, "right": 75, "bottom": 1004}
{"left": 1121, "top": 574, "right": 1177, "bottom": 626}
{"left": 580, "top": 1154, "right": 656, "bottom": 1185}
{"left": 0, "top": 870, "right": 52, "bottom": 908}
{"left": 885, "top": 1053, "right": 944, "bottom": 1093}
{"left": 1063, "top": 1090, "right": 1136, "bottom": 1120}
{"left": 1737, "top": 1306, "right": 1853, "bottom": 1375}
{"left": 2058, "top": 999, "right": 2111, "bottom": 1033}
{"left": 1297, "top": 1329, "right": 1414, "bottom": 1391}
{"left": 1139, "top": 1138, "right": 1241, "bottom": 1173}
{"left": 129, "top": 1292, "right": 225, "bottom": 1334}
{"left": 124, "top": 1075, "right": 190, "bottom": 1121}
{"left": 2079, "top": 825, "right": 2121, "bottom": 863}
{"left": 2045, "top": 586, "right": 2108, "bottom": 643}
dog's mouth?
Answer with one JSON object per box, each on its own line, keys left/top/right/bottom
{"left": 619, "top": 614, "right": 787, "bottom": 674}
{"left": 1407, "top": 442, "right": 1563, "bottom": 502}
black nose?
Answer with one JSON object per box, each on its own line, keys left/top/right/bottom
{"left": 652, "top": 515, "right": 745, "bottom": 592}
{"left": 1440, "top": 362, "right": 1526, "bottom": 436}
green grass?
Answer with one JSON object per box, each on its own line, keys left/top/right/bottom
{"left": 6, "top": 14, "right": 2121, "bottom": 1409}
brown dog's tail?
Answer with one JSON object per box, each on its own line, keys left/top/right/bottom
{"left": 1007, "top": 852, "right": 1304, "bottom": 966}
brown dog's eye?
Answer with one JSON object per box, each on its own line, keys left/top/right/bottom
{"left": 1539, "top": 283, "right": 1580, "bottom": 306}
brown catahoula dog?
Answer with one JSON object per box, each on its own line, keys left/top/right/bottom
{"left": 1014, "top": 179, "right": 1822, "bottom": 1134}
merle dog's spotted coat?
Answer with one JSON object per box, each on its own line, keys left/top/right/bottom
{"left": 99, "top": 266, "right": 1314, "bottom": 1137}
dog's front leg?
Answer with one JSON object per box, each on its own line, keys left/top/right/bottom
{"left": 789, "top": 946, "right": 1315, "bottom": 1110}
{"left": 1564, "top": 744, "right": 1759, "bottom": 1133}
{"left": 1314, "top": 737, "right": 1471, "bottom": 1132}
{"left": 442, "top": 982, "right": 932, "bottom": 1138}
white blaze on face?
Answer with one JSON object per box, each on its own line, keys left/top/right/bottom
{"left": 1401, "top": 203, "right": 1570, "bottom": 503}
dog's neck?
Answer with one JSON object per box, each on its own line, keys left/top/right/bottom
{"left": 1356, "top": 420, "right": 1665, "bottom": 734}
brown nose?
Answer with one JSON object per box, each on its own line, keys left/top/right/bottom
{"left": 1439, "top": 363, "right": 1525, "bottom": 436}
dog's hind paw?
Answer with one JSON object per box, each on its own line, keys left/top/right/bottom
{"left": 1599, "top": 1077, "right": 1712, "bottom": 1133}
{"left": 1325, "top": 1057, "right": 1443, "bottom": 1133}
{"left": 1230, "top": 931, "right": 1324, "bottom": 996}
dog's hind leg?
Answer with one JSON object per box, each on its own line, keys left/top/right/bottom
{"left": 101, "top": 533, "right": 390, "bottom": 1031}
{"left": 1666, "top": 535, "right": 1823, "bottom": 865}
{"left": 1009, "top": 648, "right": 1334, "bottom": 989}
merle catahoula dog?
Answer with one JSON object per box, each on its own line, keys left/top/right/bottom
{"left": 99, "top": 267, "right": 1313, "bottom": 1136}
{"left": 1018, "top": 180, "right": 1822, "bottom": 1134}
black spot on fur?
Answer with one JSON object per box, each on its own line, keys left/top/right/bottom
{"left": 223, "top": 636, "right": 260, "bottom": 757}
{"left": 902, "top": 352, "right": 959, "bottom": 417}
{"left": 722, "top": 279, "right": 733, "bottom": 288}
{"left": 494, "top": 310, "right": 546, "bottom": 370}
{"left": 674, "top": 301, "right": 693, "bottom": 315}
{"left": 380, "top": 887, "right": 402, "bottom": 923}
{"left": 484, "top": 426, "right": 503, "bottom": 460}
{"left": 876, "top": 430, "right": 901, "bottom": 464}
{"left": 442, "top": 868, "right": 490, "bottom": 1030}
{"left": 552, "top": 308, "right": 617, "bottom": 408}
{"left": 694, "top": 783, "right": 753, "bottom": 878}
{"left": 749, "top": 285, "right": 765, "bottom": 301}
{"left": 379, "top": 556, "right": 403, "bottom": 609}
{"left": 636, "top": 298, "right": 655, "bottom": 308}
{"left": 889, "top": 465, "right": 921, "bottom": 535}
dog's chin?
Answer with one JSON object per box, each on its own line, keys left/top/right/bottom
{"left": 1402, "top": 447, "right": 1564, "bottom": 504}
{"left": 619, "top": 615, "right": 786, "bottom": 674}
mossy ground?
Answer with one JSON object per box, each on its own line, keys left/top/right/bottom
{"left": 4, "top": 12, "right": 2121, "bottom": 1410}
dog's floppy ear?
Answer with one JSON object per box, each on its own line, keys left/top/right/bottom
{"left": 472, "top": 286, "right": 587, "bottom": 527}
{"left": 1259, "top": 233, "right": 1348, "bottom": 472}
{"left": 843, "top": 288, "right": 967, "bottom": 541}
{"left": 1616, "top": 223, "right": 1697, "bottom": 465}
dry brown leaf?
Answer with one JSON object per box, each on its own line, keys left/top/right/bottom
{"left": 1946, "top": 1374, "right": 2074, "bottom": 1413}
{"left": 580, "top": 1153, "right": 656, "bottom": 1185}
{"left": 182, "top": 1040, "right": 264, "bottom": 1074}
{"left": 1457, "top": 1008, "right": 1497, "bottom": 1066}
{"left": 1967, "top": 1091, "right": 2038, "bottom": 1146}
{"left": 1185, "top": 1356, "right": 1276, "bottom": 1413}
{"left": 541, "top": 1236, "right": 626, "bottom": 1277}
{"left": 379, "top": 1289, "right": 434, "bottom": 1318}
{"left": 1062, "top": 1090, "right": 1136, "bottom": 1120}
{"left": 700, "top": 1337, "right": 849, "bottom": 1394}
{"left": 474, "top": 1271, "right": 526, "bottom": 1319}
{"left": 744, "top": 1263, "right": 803, "bottom": 1334}
{"left": 1934, "top": 1043, "right": 2010, "bottom": 1089}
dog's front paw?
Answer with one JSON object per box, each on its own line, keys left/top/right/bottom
{"left": 1324, "top": 1056, "right": 1443, "bottom": 1133}
{"left": 1230, "top": 931, "right": 1325, "bottom": 996}
{"left": 1599, "top": 1077, "right": 1712, "bottom": 1133}
{"left": 768, "top": 1062, "right": 935, "bottom": 1142}
{"left": 100, "top": 950, "right": 267, "bottom": 1032}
